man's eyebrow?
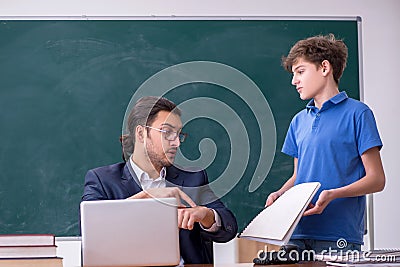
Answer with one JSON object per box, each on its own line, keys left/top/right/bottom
{"left": 161, "top": 123, "right": 181, "bottom": 130}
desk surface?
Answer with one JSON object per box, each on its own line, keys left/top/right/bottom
{"left": 79, "top": 262, "right": 326, "bottom": 267}
{"left": 189, "top": 262, "right": 326, "bottom": 267}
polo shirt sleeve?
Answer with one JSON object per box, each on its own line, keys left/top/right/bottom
{"left": 282, "top": 119, "right": 298, "bottom": 158}
{"left": 356, "top": 108, "right": 383, "bottom": 155}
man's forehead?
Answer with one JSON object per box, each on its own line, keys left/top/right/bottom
{"left": 153, "top": 111, "right": 182, "bottom": 128}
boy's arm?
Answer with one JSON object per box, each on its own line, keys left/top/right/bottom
{"left": 304, "top": 146, "right": 385, "bottom": 216}
{"left": 265, "top": 157, "right": 298, "bottom": 207}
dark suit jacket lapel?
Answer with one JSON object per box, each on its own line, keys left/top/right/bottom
{"left": 121, "top": 162, "right": 142, "bottom": 196}
{"left": 166, "top": 166, "right": 183, "bottom": 187}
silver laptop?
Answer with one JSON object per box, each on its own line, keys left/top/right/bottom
{"left": 80, "top": 198, "right": 180, "bottom": 267}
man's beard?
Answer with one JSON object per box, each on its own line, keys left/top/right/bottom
{"left": 145, "top": 142, "right": 174, "bottom": 170}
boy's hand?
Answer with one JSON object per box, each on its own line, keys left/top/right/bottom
{"left": 303, "top": 189, "right": 334, "bottom": 216}
{"left": 265, "top": 191, "right": 282, "bottom": 207}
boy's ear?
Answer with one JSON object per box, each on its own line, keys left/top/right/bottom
{"left": 321, "top": 60, "right": 331, "bottom": 75}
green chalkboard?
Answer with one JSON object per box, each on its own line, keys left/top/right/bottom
{"left": 0, "top": 19, "right": 361, "bottom": 236}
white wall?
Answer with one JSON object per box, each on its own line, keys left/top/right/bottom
{"left": 56, "top": 237, "right": 81, "bottom": 267}
{"left": 1, "top": 0, "right": 399, "bottom": 249}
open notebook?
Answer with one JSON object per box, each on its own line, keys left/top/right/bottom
{"left": 239, "top": 182, "right": 321, "bottom": 246}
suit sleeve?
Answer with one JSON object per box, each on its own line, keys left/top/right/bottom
{"left": 199, "top": 170, "right": 238, "bottom": 243}
{"left": 82, "top": 169, "right": 109, "bottom": 201}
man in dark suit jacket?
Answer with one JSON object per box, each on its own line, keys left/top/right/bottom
{"left": 82, "top": 96, "right": 238, "bottom": 264}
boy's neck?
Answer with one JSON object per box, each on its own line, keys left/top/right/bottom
{"left": 313, "top": 83, "right": 340, "bottom": 109}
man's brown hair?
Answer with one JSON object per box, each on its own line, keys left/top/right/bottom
{"left": 120, "top": 96, "right": 181, "bottom": 161}
{"left": 282, "top": 33, "right": 348, "bottom": 84}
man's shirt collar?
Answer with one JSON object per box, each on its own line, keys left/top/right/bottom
{"left": 129, "top": 157, "right": 166, "bottom": 184}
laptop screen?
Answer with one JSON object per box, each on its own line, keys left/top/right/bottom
{"left": 80, "top": 198, "right": 180, "bottom": 267}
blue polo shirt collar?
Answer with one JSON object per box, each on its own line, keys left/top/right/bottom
{"left": 306, "top": 91, "right": 348, "bottom": 112}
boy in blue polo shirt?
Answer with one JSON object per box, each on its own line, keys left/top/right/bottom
{"left": 265, "top": 34, "right": 386, "bottom": 253}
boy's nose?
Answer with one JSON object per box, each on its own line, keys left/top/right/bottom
{"left": 291, "top": 75, "right": 298, "bottom": 86}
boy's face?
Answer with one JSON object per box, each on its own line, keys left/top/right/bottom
{"left": 291, "top": 58, "right": 325, "bottom": 100}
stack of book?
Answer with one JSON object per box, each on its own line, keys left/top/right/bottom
{"left": 0, "top": 234, "right": 63, "bottom": 267}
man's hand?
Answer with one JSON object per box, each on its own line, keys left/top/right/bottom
{"left": 128, "top": 187, "right": 196, "bottom": 208}
{"left": 177, "top": 206, "right": 215, "bottom": 230}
